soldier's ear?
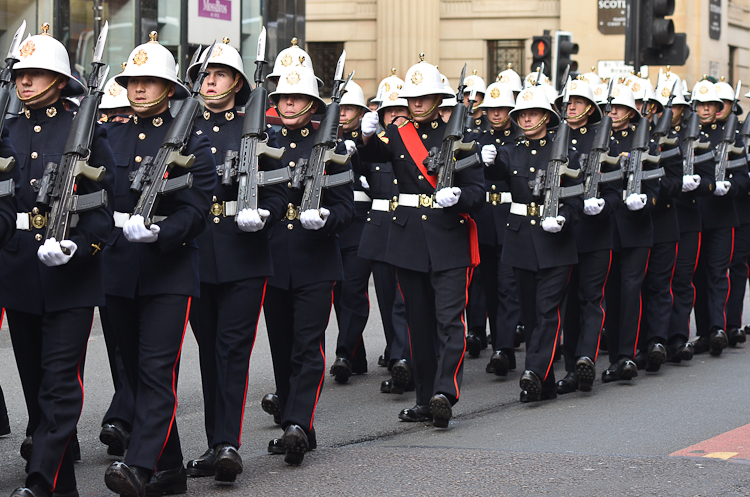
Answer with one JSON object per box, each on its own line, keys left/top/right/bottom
{"left": 57, "top": 76, "right": 69, "bottom": 91}
{"left": 167, "top": 83, "right": 176, "bottom": 98}
{"left": 311, "top": 101, "right": 319, "bottom": 114}
{"left": 234, "top": 77, "right": 243, "bottom": 94}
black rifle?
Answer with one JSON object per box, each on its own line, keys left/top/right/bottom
{"left": 528, "top": 77, "right": 583, "bottom": 219}
{"left": 290, "top": 51, "right": 354, "bottom": 212}
{"left": 130, "top": 41, "right": 217, "bottom": 226}
{"left": 682, "top": 97, "right": 712, "bottom": 175}
{"left": 423, "top": 64, "right": 481, "bottom": 192}
{"left": 623, "top": 101, "right": 664, "bottom": 199}
{"left": 739, "top": 110, "right": 750, "bottom": 157}
{"left": 582, "top": 80, "right": 624, "bottom": 199}
{"left": 714, "top": 81, "right": 747, "bottom": 182}
{"left": 0, "top": 21, "right": 25, "bottom": 174}
{"left": 220, "top": 27, "right": 288, "bottom": 214}
{"left": 35, "top": 22, "right": 110, "bottom": 252}
{"left": 651, "top": 81, "right": 679, "bottom": 148}
{"left": 464, "top": 85, "right": 478, "bottom": 130}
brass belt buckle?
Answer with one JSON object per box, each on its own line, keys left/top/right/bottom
{"left": 489, "top": 192, "right": 501, "bottom": 203}
{"left": 30, "top": 208, "right": 47, "bottom": 229}
{"left": 285, "top": 203, "right": 299, "bottom": 220}
{"left": 419, "top": 194, "right": 432, "bottom": 208}
{"left": 389, "top": 200, "right": 398, "bottom": 211}
{"left": 210, "top": 202, "right": 224, "bottom": 216}
{"left": 528, "top": 203, "right": 539, "bottom": 217}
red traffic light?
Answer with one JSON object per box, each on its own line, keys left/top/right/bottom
{"left": 533, "top": 38, "right": 550, "bottom": 57}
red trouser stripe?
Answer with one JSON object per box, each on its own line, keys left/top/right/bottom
{"left": 238, "top": 279, "right": 267, "bottom": 447}
{"left": 308, "top": 284, "right": 334, "bottom": 430}
{"left": 722, "top": 228, "right": 735, "bottom": 330}
{"left": 544, "top": 268, "right": 572, "bottom": 381}
{"left": 452, "top": 269, "right": 470, "bottom": 400}
{"left": 633, "top": 250, "right": 651, "bottom": 358}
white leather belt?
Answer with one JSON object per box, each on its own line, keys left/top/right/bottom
{"left": 16, "top": 212, "right": 78, "bottom": 230}
{"left": 354, "top": 191, "right": 372, "bottom": 203}
{"left": 397, "top": 193, "right": 443, "bottom": 209}
{"left": 371, "top": 199, "right": 390, "bottom": 212}
{"left": 114, "top": 211, "right": 168, "bottom": 228}
{"left": 486, "top": 192, "right": 513, "bottom": 204}
{"left": 510, "top": 202, "right": 543, "bottom": 217}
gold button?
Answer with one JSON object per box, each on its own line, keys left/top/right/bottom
{"left": 211, "top": 147, "right": 217, "bottom": 154}
{"left": 422, "top": 134, "right": 428, "bottom": 139}
{"left": 135, "top": 156, "right": 142, "bottom": 163}
{"left": 375, "top": 166, "right": 380, "bottom": 171}
{"left": 31, "top": 152, "right": 38, "bottom": 159}
{"left": 421, "top": 214, "right": 427, "bottom": 220}
{"left": 290, "top": 142, "right": 297, "bottom": 149}
{"left": 399, "top": 155, "right": 405, "bottom": 159}
{"left": 530, "top": 220, "right": 536, "bottom": 225}
{"left": 530, "top": 167, "right": 535, "bottom": 173}
{"left": 34, "top": 125, "right": 41, "bottom": 133}
{"left": 572, "top": 139, "right": 577, "bottom": 144}
{"left": 530, "top": 202, "right": 536, "bottom": 207}
{"left": 287, "top": 223, "right": 293, "bottom": 230}
{"left": 367, "top": 217, "right": 371, "bottom": 221}
{"left": 460, "top": 219, "right": 465, "bottom": 224}
{"left": 393, "top": 216, "right": 397, "bottom": 220}
{"left": 496, "top": 138, "right": 501, "bottom": 143}
{"left": 213, "top": 217, "right": 220, "bottom": 224}
{"left": 667, "top": 204, "right": 671, "bottom": 208}
{"left": 289, "top": 161, "right": 296, "bottom": 168}
{"left": 513, "top": 170, "right": 517, "bottom": 174}
{"left": 35, "top": 233, "right": 42, "bottom": 241}
{"left": 492, "top": 201, "right": 497, "bottom": 206}
{"left": 32, "top": 207, "right": 39, "bottom": 215}
{"left": 213, "top": 126, "right": 220, "bottom": 132}
{"left": 418, "top": 175, "right": 424, "bottom": 180}
{"left": 139, "top": 133, "right": 146, "bottom": 140}
{"left": 213, "top": 196, "right": 217, "bottom": 202}
{"left": 531, "top": 150, "right": 537, "bottom": 155}
{"left": 492, "top": 185, "right": 496, "bottom": 190}
{"left": 393, "top": 179, "right": 398, "bottom": 184}
{"left": 393, "top": 196, "right": 398, "bottom": 201}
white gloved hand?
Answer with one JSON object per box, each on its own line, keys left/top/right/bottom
{"left": 481, "top": 144, "right": 497, "bottom": 167}
{"left": 583, "top": 197, "right": 605, "bottom": 216}
{"left": 300, "top": 207, "right": 330, "bottom": 230}
{"left": 714, "top": 180, "right": 731, "bottom": 196}
{"left": 237, "top": 208, "right": 269, "bottom": 232}
{"left": 361, "top": 111, "right": 379, "bottom": 137}
{"left": 37, "top": 238, "right": 77, "bottom": 267}
{"left": 435, "top": 187, "right": 461, "bottom": 208}
{"left": 359, "top": 175, "right": 370, "bottom": 190}
{"left": 542, "top": 216, "right": 565, "bottom": 233}
{"left": 123, "top": 214, "right": 160, "bottom": 243}
{"left": 625, "top": 193, "right": 647, "bottom": 211}
{"left": 344, "top": 139, "right": 357, "bottom": 156}
{"left": 682, "top": 174, "right": 701, "bottom": 192}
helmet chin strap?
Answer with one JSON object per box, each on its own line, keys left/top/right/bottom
{"left": 410, "top": 96, "right": 440, "bottom": 119}
{"left": 17, "top": 75, "right": 61, "bottom": 103}
{"left": 567, "top": 104, "right": 592, "bottom": 121}
{"left": 488, "top": 114, "right": 510, "bottom": 126}
{"left": 129, "top": 85, "right": 171, "bottom": 108}
{"left": 278, "top": 100, "right": 314, "bottom": 119}
{"left": 613, "top": 110, "right": 634, "bottom": 124}
{"left": 519, "top": 111, "right": 548, "bottom": 132}
{"left": 200, "top": 73, "right": 240, "bottom": 101}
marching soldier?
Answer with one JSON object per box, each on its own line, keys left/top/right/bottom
{"left": 474, "top": 81, "right": 522, "bottom": 375}
{"left": 331, "top": 80, "right": 373, "bottom": 383}
{"left": 481, "top": 85, "right": 583, "bottom": 402}
{"left": 555, "top": 78, "right": 619, "bottom": 393}
{"left": 360, "top": 56, "right": 484, "bottom": 427}
{"left": 183, "top": 39, "right": 286, "bottom": 483}
{"left": 690, "top": 78, "right": 749, "bottom": 356}
{"left": 99, "top": 72, "right": 132, "bottom": 123}
{"left": 101, "top": 33, "right": 216, "bottom": 497}
{"left": 262, "top": 65, "right": 354, "bottom": 464}
{"left": 463, "top": 71, "right": 490, "bottom": 135}
{"left": 2, "top": 24, "right": 116, "bottom": 497}
{"left": 496, "top": 64, "right": 523, "bottom": 98}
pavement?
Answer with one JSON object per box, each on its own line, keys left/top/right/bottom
{"left": 0, "top": 281, "right": 749, "bottom": 496}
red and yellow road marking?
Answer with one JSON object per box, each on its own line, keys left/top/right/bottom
{"left": 671, "top": 423, "right": 750, "bottom": 462}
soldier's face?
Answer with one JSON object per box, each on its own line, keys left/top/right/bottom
{"left": 609, "top": 105, "right": 633, "bottom": 130}
{"left": 697, "top": 102, "right": 719, "bottom": 123}
{"left": 408, "top": 95, "right": 441, "bottom": 123}
{"left": 438, "top": 107, "right": 453, "bottom": 123}
{"left": 717, "top": 100, "right": 733, "bottom": 120}
{"left": 486, "top": 107, "right": 510, "bottom": 128}
{"left": 382, "top": 106, "right": 409, "bottom": 126}
{"left": 668, "top": 104, "right": 684, "bottom": 124}
{"left": 15, "top": 69, "right": 67, "bottom": 109}
{"left": 126, "top": 77, "right": 175, "bottom": 117}
{"left": 518, "top": 108, "right": 547, "bottom": 138}
{"left": 463, "top": 92, "right": 484, "bottom": 112}
{"left": 339, "top": 105, "right": 363, "bottom": 132}
{"left": 567, "top": 97, "right": 593, "bottom": 121}
{"left": 277, "top": 94, "right": 318, "bottom": 129}
{"left": 202, "top": 65, "right": 241, "bottom": 112}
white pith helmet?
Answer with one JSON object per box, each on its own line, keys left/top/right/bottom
{"left": 100, "top": 75, "right": 130, "bottom": 110}
{"left": 579, "top": 68, "right": 603, "bottom": 87}
{"left": 625, "top": 75, "right": 664, "bottom": 114}
{"left": 188, "top": 37, "right": 251, "bottom": 105}
{"left": 267, "top": 38, "right": 323, "bottom": 88}
{"left": 654, "top": 69, "right": 689, "bottom": 107}
{"left": 510, "top": 86, "right": 560, "bottom": 128}
{"left": 339, "top": 80, "right": 369, "bottom": 112}
{"left": 479, "top": 82, "right": 516, "bottom": 109}
{"left": 116, "top": 31, "right": 189, "bottom": 99}
{"left": 373, "top": 69, "right": 403, "bottom": 103}
{"left": 714, "top": 77, "right": 743, "bottom": 115}
{"left": 524, "top": 70, "right": 551, "bottom": 88}
{"left": 269, "top": 66, "right": 326, "bottom": 115}
{"left": 497, "top": 63, "right": 523, "bottom": 92}
{"left": 14, "top": 23, "right": 86, "bottom": 97}
{"left": 555, "top": 79, "right": 602, "bottom": 124}
{"left": 592, "top": 83, "right": 608, "bottom": 105}
{"left": 463, "top": 71, "right": 487, "bottom": 94}
{"left": 691, "top": 78, "right": 724, "bottom": 110}
{"left": 398, "top": 55, "right": 454, "bottom": 99}
{"left": 610, "top": 84, "right": 639, "bottom": 115}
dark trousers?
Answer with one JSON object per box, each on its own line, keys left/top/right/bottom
{"left": 562, "top": 250, "right": 611, "bottom": 372}
{"left": 479, "top": 243, "right": 521, "bottom": 351}
{"left": 333, "top": 246, "right": 371, "bottom": 369}
{"left": 514, "top": 265, "right": 570, "bottom": 387}
{"left": 7, "top": 308, "right": 93, "bottom": 493}
{"left": 605, "top": 247, "right": 650, "bottom": 363}
{"left": 727, "top": 223, "right": 750, "bottom": 329}
{"left": 189, "top": 277, "right": 267, "bottom": 449}
{"left": 106, "top": 294, "right": 191, "bottom": 472}
{"left": 669, "top": 231, "right": 701, "bottom": 342}
{"left": 100, "top": 306, "right": 135, "bottom": 429}
{"left": 466, "top": 263, "right": 487, "bottom": 339}
{"left": 264, "top": 281, "right": 333, "bottom": 432}
{"left": 641, "top": 241, "right": 678, "bottom": 346}
{"left": 693, "top": 227, "right": 733, "bottom": 336}
{"left": 371, "top": 260, "right": 410, "bottom": 363}
{"left": 396, "top": 267, "right": 469, "bottom": 406}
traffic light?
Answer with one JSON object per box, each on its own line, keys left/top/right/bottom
{"left": 530, "top": 34, "right": 552, "bottom": 78}
{"left": 553, "top": 31, "right": 578, "bottom": 90}
{"left": 625, "top": 0, "right": 689, "bottom": 68}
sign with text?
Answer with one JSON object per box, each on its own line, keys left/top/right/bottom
{"left": 597, "top": 60, "right": 649, "bottom": 81}
{"left": 188, "top": 0, "right": 240, "bottom": 48}
{"left": 598, "top": 0, "right": 627, "bottom": 35}
{"left": 709, "top": 0, "right": 721, "bottom": 40}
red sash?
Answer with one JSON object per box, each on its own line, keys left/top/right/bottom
{"left": 396, "top": 123, "right": 480, "bottom": 268}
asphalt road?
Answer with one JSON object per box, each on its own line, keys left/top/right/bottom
{"left": 0, "top": 281, "right": 748, "bottom": 496}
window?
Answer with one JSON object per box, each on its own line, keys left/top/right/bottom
{"left": 307, "top": 41, "right": 344, "bottom": 97}
{"left": 728, "top": 45, "right": 737, "bottom": 85}
{"left": 487, "top": 40, "right": 525, "bottom": 83}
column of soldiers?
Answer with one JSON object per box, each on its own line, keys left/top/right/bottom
{"left": 0, "top": 21, "right": 748, "bottom": 497}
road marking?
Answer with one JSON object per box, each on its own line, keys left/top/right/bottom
{"left": 671, "top": 423, "right": 750, "bottom": 462}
